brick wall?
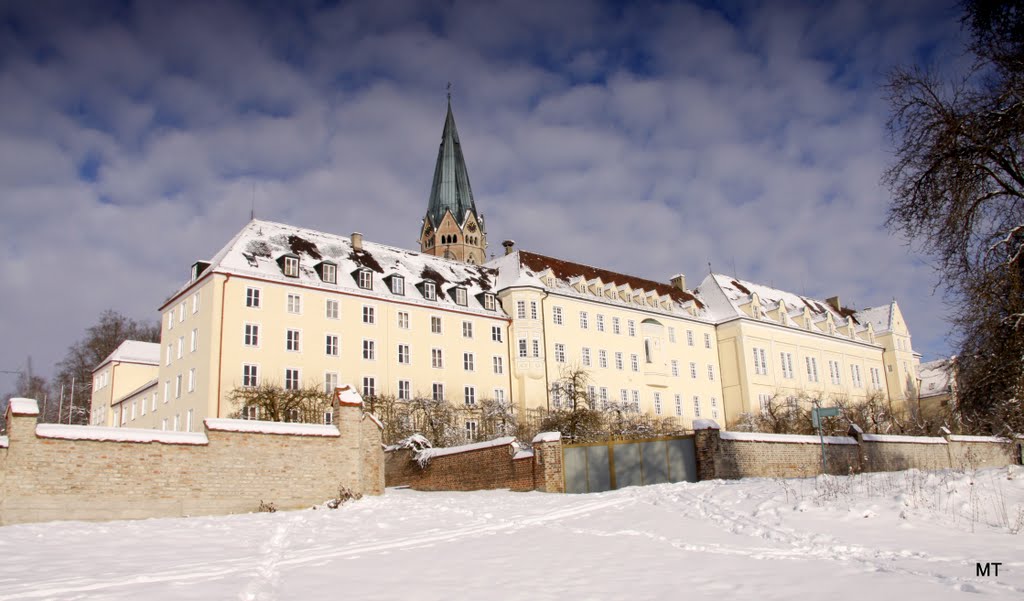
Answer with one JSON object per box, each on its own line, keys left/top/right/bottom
{"left": 385, "top": 433, "right": 563, "bottom": 493}
{"left": 694, "top": 421, "right": 1019, "bottom": 480}
{"left": 0, "top": 396, "right": 384, "bottom": 526}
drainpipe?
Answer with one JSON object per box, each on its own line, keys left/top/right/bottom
{"left": 216, "top": 274, "right": 232, "bottom": 418}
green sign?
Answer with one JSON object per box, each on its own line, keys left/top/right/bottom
{"left": 811, "top": 406, "right": 839, "bottom": 427}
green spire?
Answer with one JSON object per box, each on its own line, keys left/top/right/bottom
{"left": 425, "top": 98, "right": 477, "bottom": 228}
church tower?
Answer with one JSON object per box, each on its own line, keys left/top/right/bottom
{"left": 418, "top": 97, "right": 487, "bottom": 264}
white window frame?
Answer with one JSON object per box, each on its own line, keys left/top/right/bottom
{"left": 362, "top": 339, "right": 375, "bottom": 361}
{"left": 245, "top": 287, "right": 261, "bottom": 308}
{"left": 287, "top": 293, "right": 302, "bottom": 314}
{"left": 463, "top": 352, "right": 475, "bottom": 372}
{"left": 554, "top": 343, "right": 566, "bottom": 363}
{"left": 326, "top": 298, "right": 339, "bottom": 319}
{"left": 362, "top": 305, "right": 375, "bottom": 324}
{"left": 286, "top": 329, "right": 301, "bottom": 352}
{"left": 397, "top": 343, "right": 410, "bottom": 364}
{"left": 552, "top": 306, "right": 563, "bottom": 325}
{"left": 244, "top": 323, "right": 260, "bottom": 347}
{"left": 326, "top": 334, "right": 339, "bottom": 357}
{"left": 357, "top": 269, "right": 372, "bottom": 290}
{"left": 397, "top": 311, "right": 409, "bottom": 329}
{"left": 285, "top": 368, "right": 300, "bottom": 390}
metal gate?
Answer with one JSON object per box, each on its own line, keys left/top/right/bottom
{"left": 562, "top": 435, "right": 697, "bottom": 494}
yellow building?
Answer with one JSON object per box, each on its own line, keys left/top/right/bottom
{"left": 90, "top": 100, "right": 923, "bottom": 432}
{"left": 89, "top": 340, "right": 159, "bottom": 427}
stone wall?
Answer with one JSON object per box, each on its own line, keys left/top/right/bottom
{"left": 0, "top": 393, "right": 384, "bottom": 526}
{"left": 694, "top": 421, "right": 1020, "bottom": 480}
{"left": 385, "top": 433, "right": 563, "bottom": 493}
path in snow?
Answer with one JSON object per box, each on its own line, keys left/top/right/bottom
{"left": 0, "top": 467, "right": 1021, "bottom": 600}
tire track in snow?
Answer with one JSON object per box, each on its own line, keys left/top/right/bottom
{"left": 0, "top": 496, "right": 633, "bottom": 600}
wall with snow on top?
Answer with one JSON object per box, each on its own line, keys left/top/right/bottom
{"left": 0, "top": 398, "right": 384, "bottom": 526}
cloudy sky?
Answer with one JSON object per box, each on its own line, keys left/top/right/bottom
{"left": 0, "top": 0, "right": 967, "bottom": 389}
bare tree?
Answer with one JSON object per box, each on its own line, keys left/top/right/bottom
{"left": 884, "top": 0, "right": 1024, "bottom": 434}
{"left": 226, "top": 382, "right": 333, "bottom": 423}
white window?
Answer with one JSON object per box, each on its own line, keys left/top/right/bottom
{"left": 631, "top": 390, "right": 640, "bottom": 412}
{"left": 587, "top": 385, "right": 596, "bottom": 404}
{"left": 704, "top": 333, "right": 711, "bottom": 349}
{"left": 494, "top": 388, "right": 505, "bottom": 403}
{"left": 140, "top": 397, "right": 146, "bottom": 417}
{"left": 397, "top": 379, "right": 411, "bottom": 401}
{"left": 175, "top": 374, "right": 182, "bottom": 398}
{"left": 711, "top": 397, "right": 719, "bottom": 420}
{"left": 358, "top": 269, "right": 372, "bottom": 289}
{"left": 516, "top": 300, "right": 526, "bottom": 319}
{"left": 432, "top": 382, "right": 445, "bottom": 402}
{"left": 326, "top": 335, "right": 339, "bottom": 356}
{"left": 287, "top": 293, "right": 302, "bottom": 314}
{"left": 325, "top": 372, "right": 338, "bottom": 394}
{"left": 326, "top": 299, "right": 339, "bottom": 319}
{"left": 806, "top": 357, "right": 819, "bottom": 382}
{"left": 390, "top": 276, "right": 405, "bottom": 295}
{"left": 187, "top": 409, "right": 194, "bottom": 432}
{"left": 689, "top": 362, "right": 697, "bottom": 379}
{"left": 554, "top": 343, "right": 566, "bottom": 363}
{"left": 166, "top": 344, "right": 172, "bottom": 366}
{"left": 363, "top": 376, "right": 376, "bottom": 398}
{"left": 362, "top": 339, "right": 375, "bottom": 360}
{"left": 780, "top": 352, "right": 794, "bottom": 379}
{"left": 707, "top": 364, "right": 715, "bottom": 381}
{"left": 596, "top": 314, "right": 605, "bottom": 332}
{"left": 582, "top": 347, "right": 592, "bottom": 367}
{"left": 654, "top": 392, "right": 662, "bottom": 415}
{"left": 462, "top": 321, "right": 473, "bottom": 338}
{"left": 598, "top": 349, "right": 608, "bottom": 369}
{"left": 244, "top": 323, "right": 259, "bottom": 347}
{"left": 870, "top": 367, "right": 882, "bottom": 389}
{"left": 283, "top": 256, "right": 299, "bottom": 277}
{"left": 668, "top": 327, "right": 676, "bottom": 343}
{"left": 758, "top": 393, "right": 772, "bottom": 415}
{"left": 398, "top": 311, "right": 409, "bottom": 329}
{"left": 693, "top": 396, "right": 701, "bottom": 417}
{"left": 454, "top": 288, "right": 467, "bottom": 306}
{"left": 674, "top": 394, "right": 683, "bottom": 416}
{"left": 615, "top": 352, "right": 624, "bottom": 370}
{"left": 286, "top": 329, "right": 301, "bottom": 352}
{"left": 464, "top": 420, "right": 478, "bottom": 440}
{"left": 246, "top": 287, "right": 260, "bottom": 308}
{"left": 188, "top": 368, "right": 195, "bottom": 392}
{"left": 493, "top": 356, "right": 504, "bottom": 374}
{"left": 163, "top": 380, "right": 170, "bottom": 403}
{"left": 167, "top": 311, "right": 173, "bottom": 330}
{"left": 552, "top": 306, "right": 563, "bottom": 325}
{"left": 612, "top": 317, "right": 620, "bottom": 334}
{"left": 599, "top": 387, "right": 608, "bottom": 409}
{"left": 627, "top": 320, "right": 636, "bottom": 336}
{"left": 179, "top": 303, "right": 185, "bottom": 323}
{"left": 829, "top": 360, "right": 842, "bottom": 385}
{"left": 130, "top": 401, "right": 136, "bottom": 421}
{"left": 322, "top": 263, "right": 337, "bottom": 284}
{"left": 431, "top": 316, "right": 442, "bottom": 334}
{"left": 432, "top": 348, "right": 444, "bottom": 368}
{"left": 161, "top": 418, "right": 169, "bottom": 430}
{"left": 285, "top": 368, "right": 299, "bottom": 390}
{"left": 531, "top": 339, "right": 540, "bottom": 358}
{"left": 192, "top": 292, "right": 200, "bottom": 314}
{"left": 151, "top": 392, "right": 157, "bottom": 412}
{"left": 362, "top": 306, "right": 375, "bottom": 324}
{"left": 686, "top": 330, "right": 694, "bottom": 346}
{"left": 491, "top": 325, "right": 502, "bottom": 342}
{"left": 242, "top": 406, "right": 258, "bottom": 421}
{"left": 423, "top": 281, "right": 437, "bottom": 300}
{"left": 753, "top": 347, "right": 768, "bottom": 375}
{"left": 530, "top": 301, "right": 538, "bottom": 319}
{"left": 464, "top": 386, "right": 476, "bottom": 406}
{"left": 323, "top": 411, "right": 333, "bottom": 425}
{"left": 177, "top": 336, "right": 183, "bottom": 359}
{"left": 620, "top": 389, "right": 629, "bottom": 404}
{"left": 483, "top": 294, "right": 496, "bottom": 311}
{"left": 174, "top": 413, "right": 180, "bottom": 431}
{"left": 463, "top": 352, "right": 475, "bottom": 371}
{"left": 631, "top": 354, "right": 639, "bottom": 372}
{"left": 190, "top": 328, "right": 198, "bottom": 352}
{"left": 397, "top": 344, "right": 410, "bottom": 364}
{"left": 671, "top": 360, "right": 679, "bottom": 377}
{"left": 551, "top": 385, "right": 562, "bottom": 409}
{"left": 579, "top": 311, "right": 589, "bottom": 329}
{"left": 518, "top": 339, "right": 528, "bottom": 358}
{"left": 852, "top": 365, "right": 863, "bottom": 388}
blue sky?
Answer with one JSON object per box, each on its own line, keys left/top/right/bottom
{"left": 0, "top": 0, "right": 967, "bottom": 388}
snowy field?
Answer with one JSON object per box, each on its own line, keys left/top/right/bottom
{"left": 1, "top": 468, "right": 1022, "bottom": 600}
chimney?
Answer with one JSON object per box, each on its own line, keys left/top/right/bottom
{"left": 826, "top": 296, "right": 841, "bottom": 312}
{"left": 670, "top": 273, "right": 686, "bottom": 291}
{"left": 502, "top": 240, "right": 515, "bottom": 256}
{"left": 351, "top": 232, "right": 363, "bottom": 251}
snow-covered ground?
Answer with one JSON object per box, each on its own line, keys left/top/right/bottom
{"left": 1, "top": 467, "right": 1022, "bottom": 600}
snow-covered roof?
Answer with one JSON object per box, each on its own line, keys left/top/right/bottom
{"left": 417, "top": 436, "right": 518, "bottom": 461}
{"left": 94, "top": 340, "right": 160, "bottom": 372}
{"left": 489, "top": 250, "right": 710, "bottom": 322}
{"left": 532, "top": 431, "right": 562, "bottom": 443}
{"left": 7, "top": 398, "right": 39, "bottom": 416}
{"left": 0, "top": 435, "right": 8, "bottom": 448}
{"left": 854, "top": 304, "right": 894, "bottom": 334}
{"left": 164, "top": 219, "right": 506, "bottom": 319}
{"left": 861, "top": 433, "right": 946, "bottom": 445}
{"left": 112, "top": 378, "right": 159, "bottom": 407}
{"left": 719, "top": 431, "right": 858, "bottom": 445}
{"left": 918, "top": 358, "right": 954, "bottom": 399}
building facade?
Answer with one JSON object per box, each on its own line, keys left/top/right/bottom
{"left": 91, "top": 101, "right": 922, "bottom": 433}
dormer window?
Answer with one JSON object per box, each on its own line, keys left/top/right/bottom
{"left": 317, "top": 261, "right": 337, "bottom": 284}
{"left": 453, "top": 287, "right": 468, "bottom": 306}
{"left": 357, "top": 269, "right": 372, "bottom": 290}
{"left": 423, "top": 281, "right": 437, "bottom": 301}
{"left": 191, "top": 261, "right": 210, "bottom": 282}
{"left": 483, "top": 293, "right": 496, "bottom": 311}
{"left": 279, "top": 254, "right": 299, "bottom": 278}
{"left": 389, "top": 275, "right": 405, "bottom": 295}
